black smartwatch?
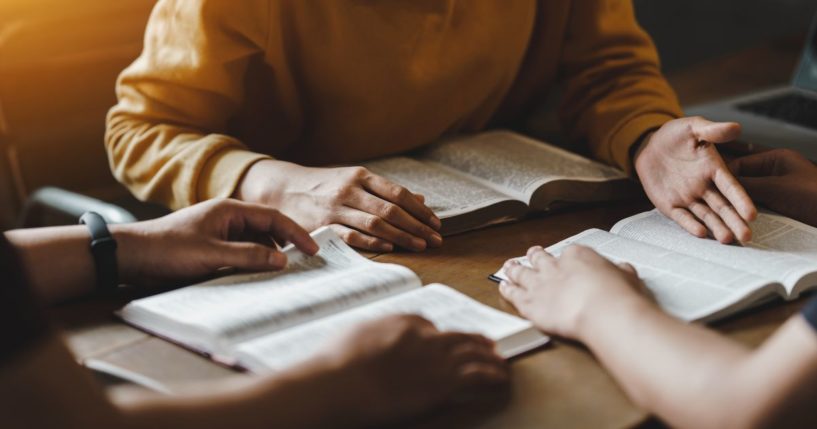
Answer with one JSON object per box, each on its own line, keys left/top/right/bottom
{"left": 79, "top": 212, "right": 120, "bottom": 294}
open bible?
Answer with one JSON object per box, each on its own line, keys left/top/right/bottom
{"left": 120, "top": 227, "right": 548, "bottom": 373}
{"left": 492, "top": 210, "right": 817, "bottom": 322}
{"left": 364, "top": 131, "right": 637, "bottom": 236}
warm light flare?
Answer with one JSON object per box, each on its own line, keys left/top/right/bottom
{"left": 0, "top": 0, "right": 154, "bottom": 221}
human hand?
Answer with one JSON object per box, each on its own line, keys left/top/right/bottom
{"left": 114, "top": 198, "right": 318, "bottom": 287}
{"left": 634, "top": 117, "right": 757, "bottom": 243}
{"left": 311, "top": 315, "right": 508, "bottom": 426}
{"left": 235, "top": 160, "right": 442, "bottom": 252}
{"left": 499, "top": 245, "right": 648, "bottom": 339}
{"left": 730, "top": 148, "right": 817, "bottom": 228}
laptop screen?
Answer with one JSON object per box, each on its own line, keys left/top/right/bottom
{"left": 794, "top": 14, "right": 817, "bottom": 92}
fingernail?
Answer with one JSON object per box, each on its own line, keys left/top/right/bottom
{"left": 430, "top": 216, "right": 442, "bottom": 229}
{"left": 269, "top": 252, "right": 287, "bottom": 267}
{"left": 429, "top": 233, "right": 443, "bottom": 247}
{"left": 411, "top": 238, "right": 427, "bottom": 250}
{"left": 381, "top": 242, "right": 394, "bottom": 252}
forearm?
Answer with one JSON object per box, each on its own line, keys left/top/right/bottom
{"left": 558, "top": 0, "right": 681, "bottom": 173}
{"left": 118, "top": 357, "right": 356, "bottom": 429}
{"left": 3, "top": 336, "right": 350, "bottom": 429}
{"left": 106, "top": 0, "right": 269, "bottom": 210}
{"left": 578, "top": 297, "right": 752, "bottom": 428}
{"left": 726, "top": 316, "right": 817, "bottom": 428}
{"left": 1, "top": 336, "right": 124, "bottom": 428}
{"left": 106, "top": 115, "right": 268, "bottom": 210}
{"left": 4, "top": 224, "right": 145, "bottom": 304}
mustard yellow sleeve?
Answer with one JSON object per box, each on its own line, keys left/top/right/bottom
{"left": 105, "top": 0, "right": 271, "bottom": 210}
{"left": 558, "top": 0, "right": 684, "bottom": 175}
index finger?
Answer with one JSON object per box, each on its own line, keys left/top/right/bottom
{"left": 235, "top": 202, "right": 320, "bottom": 255}
{"left": 526, "top": 246, "right": 556, "bottom": 270}
{"left": 737, "top": 176, "right": 785, "bottom": 207}
{"left": 363, "top": 174, "right": 441, "bottom": 230}
{"left": 712, "top": 167, "right": 757, "bottom": 222}
{"left": 504, "top": 263, "right": 540, "bottom": 289}
{"left": 437, "top": 331, "right": 495, "bottom": 349}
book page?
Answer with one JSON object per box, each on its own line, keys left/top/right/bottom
{"left": 120, "top": 228, "right": 421, "bottom": 351}
{"left": 492, "top": 229, "right": 778, "bottom": 321}
{"left": 420, "top": 131, "right": 625, "bottom": 201}
{"left": 611, "top": 210, "right": 817, "bottom": 293}
{"left": 550, "top": 230, "right": 780, "bottom": 321}
{"left": 234, "top": 284, "right": 548, "bottom": 373}
{"left": 364, "top": 156, "right": 513, "bottom": 218}
{"left": 745, "top": 212, "right": 817, "bottom": 257}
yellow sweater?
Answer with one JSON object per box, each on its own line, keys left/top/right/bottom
{"left": 106, "top": 0, "right": 683, "bottom": 210}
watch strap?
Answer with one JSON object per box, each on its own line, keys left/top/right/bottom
{"left": 79, "top": 212, "right": 120, "bottom": 294}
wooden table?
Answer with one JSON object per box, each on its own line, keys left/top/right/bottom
{"left": 55, "top": 37, "right": 808, "bottom": 428}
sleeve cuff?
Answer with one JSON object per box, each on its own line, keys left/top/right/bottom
{"left": 803, "top": 297, "right": 817, "bottom": 334}
{"left": 609, "top": 112, "right": 678, "bottom": 176}
{"left": 196, "top": 148, "right": 272, "bottom": 202}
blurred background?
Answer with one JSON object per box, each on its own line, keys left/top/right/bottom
{"left": 1, "top": 0, "right": 816, "bottom": 230}
{"left": 636, "top": 0, "right": 817, "bottom": 72}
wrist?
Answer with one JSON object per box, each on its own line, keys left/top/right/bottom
{"left": 109, "top": 222, "right": 150, "bottom": 286}
{"left": 255, "top": 355, "right": 363, "bottom": 429}
{"left": 630, "top": 131, "right": 656, "bottom": 178}
{"left": 574, "top": 292, "right": 654, "bottom": 343}
{"left": 233, "top": 159, "right": 297, "bottom": 206}
{"left": 304, "top": 355, "right": 368, "bottom": 426}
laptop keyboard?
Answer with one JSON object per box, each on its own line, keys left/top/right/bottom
{"left": 737, "top": 93, "right": 817, "bottom": 131}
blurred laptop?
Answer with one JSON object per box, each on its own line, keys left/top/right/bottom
{"left": 686, "top": 12, "right": 817, "bottom": 158}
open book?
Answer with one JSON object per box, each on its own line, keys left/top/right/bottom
{"left": 364, "top": 131, "right": 636, "bottom": 235}
{"left": 492, "top": 210, "right": 817, "bottom": 322}
{"left": 120, "top": 227, "right": 548, "bottom": 373}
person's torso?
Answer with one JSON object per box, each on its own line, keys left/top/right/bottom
{"left": 231, "top": 0, "right": 568, "bottom": 165}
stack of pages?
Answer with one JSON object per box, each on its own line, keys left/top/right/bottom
{"left": 493, "top": 210, "right": 817, "bottom": 322}
{"left": 120, "top": 227, "right": 549, "bottom": 373}
{"left": 364, "top": 131, "right": 636, "bottom": 235}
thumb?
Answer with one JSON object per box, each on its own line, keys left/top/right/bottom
{"left": 729, "top": 149, "right": 790, "bottom": 177}
{"left": 690, "top": 118, "right": 742, "bottom": 144}
{"left": 218, "top": 242, "right": 288, "bottom": 271}
{"left": 737, "top": 176, "right": 783, "bottom": 206}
